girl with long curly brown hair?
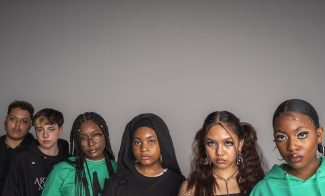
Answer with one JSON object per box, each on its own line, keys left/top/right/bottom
{"left": 179, "top": 111, "right": 265, "bottom": 196}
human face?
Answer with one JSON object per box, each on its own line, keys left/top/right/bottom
{"left": 205, "top": 124, "right": 243, "bottom": 171}
{"left": 4, "top": 107, "right": 32, "bottom": 141}
{"left": 132, "top": 127, "right": 162, "bottom": 168}
{"left": 35, "top": 123, "right": 62, "bottom": 155}
{"left": 78, "top": 120, "right": 106, "bottom": 161}
{"left": 274, "top": 112, "right": 323, "bottom": 173}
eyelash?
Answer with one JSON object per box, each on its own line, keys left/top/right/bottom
{"left": 206, "top": 140, "right": 233, "bottom": 147}
{"left": 274, "top": 131, "right": 309, "bottom": 142}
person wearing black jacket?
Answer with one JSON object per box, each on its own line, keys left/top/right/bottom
{"left": 104, "top": 113, "right": 185, "bottom": 196}
{"left": 1, "top": 108, "right": 69, "bottom": 196}
{"left": 0, "top": 100, "right": 34, "bottom": 194}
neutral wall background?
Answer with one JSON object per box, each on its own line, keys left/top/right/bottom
{"left": 1, "top": 1, "right": 325, "bottom": 176}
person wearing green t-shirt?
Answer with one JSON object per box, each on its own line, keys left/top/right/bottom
{"left": 42, "top": 112, "right": 117, "bottom": 196}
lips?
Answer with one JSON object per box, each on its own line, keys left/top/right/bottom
{"left": 215, "top": 159, "right": 226, "bottom": 164}
{"left": 42, "top": 140, "right": 51, "bottom": 144}
{"left": 288, "top": 154, "right": 303, "bottom": 163}
{"left": 88, "top": 148, "right": 97, "bottom": 154}
{"left": 140, "top": 155, "right": 151, "bottom": 160}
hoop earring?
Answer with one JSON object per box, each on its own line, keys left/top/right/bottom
{"left": 236, "top": 151, "right": 244, "bottom": 168}
{"left": 273, "top": 146, "right": 284, "bottom": 161}
{"left": 203, "top": 157, "right": 211, "bottom": 166}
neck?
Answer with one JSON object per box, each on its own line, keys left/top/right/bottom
{"left": 135, "top": 162, "right": 164, "bottom": 177}
{"left": 213, "top": 165, "right": 239, "bottom": 180}
{"left": 5, "top": 136, "right": 23, "bottom": 149}
{"left": 38, "top": 144, "right": 59, "bottom": 156}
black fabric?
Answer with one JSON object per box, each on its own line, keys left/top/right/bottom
{"left": 103, "top": 113, "right": 185, "bottom": 196}
{"left": 117, "top": 113, "right": 182, "bottom": 175}
{"left": 1, "top": 139, "right": 69, "bottom": 196}
{"left": 0, "top": 133, "right": 35, "bottom": 194}
{"left": 104, "top": 169, "right": 185, "bottom": 196}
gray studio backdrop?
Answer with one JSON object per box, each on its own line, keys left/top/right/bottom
{"left": 1, "top": 1, "right": 325, "bottom": 176}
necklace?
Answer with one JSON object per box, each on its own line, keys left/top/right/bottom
{"left": 214, "top": 169, "right": 238, "bottom": 196}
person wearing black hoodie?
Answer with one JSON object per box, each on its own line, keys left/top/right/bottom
{"left": 0, "top": 100, "right": 35, "bottom": 194}
{"left": 104, "top": 113, "right": 185, "bottom": 196}
{"left": 1, "top": 108, "right": 69, "bottom": 196}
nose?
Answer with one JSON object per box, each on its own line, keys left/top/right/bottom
{"left": 87, "top": 138, "right": 95, "bottom": 146}
{"left": 287, "top": 137, "right": 299, "bottom": 152}
{"left": 216, "top": 144, "right": 224, "bottom": 157}
{"left": 140, "top": 142, "right": 148, "bottom": 152}
{"left": 15, "top": 120, "right": 21, "bottom": 127}
{"left": 43, "top": 130, "right": 49, "bottom": 138}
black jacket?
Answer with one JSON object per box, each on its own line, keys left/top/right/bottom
{"left": 0, "top": 133, "right": 35, "bottom": 194}
{"left": 1, "top": 139, "right": 69, "bottom": 196}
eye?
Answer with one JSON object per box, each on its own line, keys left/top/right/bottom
{"left": 206, "top": 140, "right": 216, "bottom": 147}
{"left": 225, "top": 140, "right": 234, "bottom": 146}
{"left": 8, "top": 116, "right": 16, "bottom": 122}
{"left": 79, "top": 135, "right": 88, "bottom": 142}
{"left": 134, "top": 140, "right": 141, "bottom": 146}
{"left": 35, "top": 128, "right": 43, "bottom": 133}
{"left": 21, "top": 119, "right": 30, "bottom": 125}
{"left": 148, "top": 139, "right": 156, "bottom": 145}
{"left": 49, "top": 128, "right": 56, "bottom": 132}
{"left": 297, "top": 131, "right": 309, "bottom": 139}
{"left": 274, "top": 133, "right": 288, "bottom": 142}
{"left": 93, "top": 132, "right": 102, "bottom": 138}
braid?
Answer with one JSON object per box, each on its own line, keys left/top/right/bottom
{"left": 69, "top": 112, "right": 115, "bottom": 196}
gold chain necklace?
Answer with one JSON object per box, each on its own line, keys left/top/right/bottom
{"left": 214, "top": 169, "right": 238, "bottom": 196}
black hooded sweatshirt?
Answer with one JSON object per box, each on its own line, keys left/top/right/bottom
{"left": 1, "top": 139, "right": 69, "bottom": 196}
{"left": 103, "top": 113, "right": 185, "bottom": 196}
{"left": 0, "top": 133, "right": 35, "bottom": 194}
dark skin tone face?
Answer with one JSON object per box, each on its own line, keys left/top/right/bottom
{"left": 132, "top": 126, "right": 163, "bottom": 177}
{"left": 274, "top": 112, "right": 323, "bottom": 179}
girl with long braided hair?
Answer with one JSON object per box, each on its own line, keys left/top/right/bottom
{"left": 42, "top": 112, "right": 117, "bottom": 196}
{"left": 179, "top": 111, "right": 265, "bottom": 196}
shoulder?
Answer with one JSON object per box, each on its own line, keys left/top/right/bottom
{"left": 52, "top": 157, "right": 76, "bottom": 170}
{"left": 165, "top": 169, "right": 186, "bottom": 181}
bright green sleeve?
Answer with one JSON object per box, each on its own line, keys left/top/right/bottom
{"left": 41, "top": 161, "right": 75, "bottom": 196}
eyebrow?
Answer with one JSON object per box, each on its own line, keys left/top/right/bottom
{"left": 8, "top": 115, "right": 30, "bottom": 120}
{"left": 274, "top": 126, "right": 308, "bottom": 134}
{"left": 134, "top": 135, "right": 155, "bottom": 140}
{"left": 79, "top": 130, "right": 102, "bottom": 136}
{"left": 206, "top": 137, "right": 233, "bottom": 141}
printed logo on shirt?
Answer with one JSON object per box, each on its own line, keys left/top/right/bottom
{"left": 34, "top": 177, "right": 46, "bottom": 191}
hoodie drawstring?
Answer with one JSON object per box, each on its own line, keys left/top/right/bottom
{"left": 285, "top": 173, "right": 294, "bottom": 196}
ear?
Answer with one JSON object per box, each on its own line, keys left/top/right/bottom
{"left": 317, "top": 127, "right": 324, "bottom": 144}
{"left": 239, "top": 139, "right": 244, "bottom": 151}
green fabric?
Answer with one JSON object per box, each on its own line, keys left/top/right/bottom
{"left": 41, "top": 157, "right": 117, "bottom": 196}
{"left": 250, "top": 158, "right": 325, "bottom": 196}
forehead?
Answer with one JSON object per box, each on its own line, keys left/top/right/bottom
{"left": 8, "top": 108, "right": 31, "bottom": 118}
{"left": 207, "top": 124, "right": 238, "bottom": 140}
{"left": 133, "top": 126, "right": 157, "bottom": 139}
{"left": 274, "top": 112, "right": 315, "bottom": 132}
{"left": 79, "top": 120, "right": 101, "bottom": 134}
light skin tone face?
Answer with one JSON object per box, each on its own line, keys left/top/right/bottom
{"left": 132, "top": 126, "right": 163, "bottom": 177}
{"left": 78, "top": 120, "right": 106, "bottom": 161}
{"left": 4, "top": 107, "right": 32, "bottom": 148}
{"left": 205, "top": 124, "right": 243, "bottom": 178}
{"left": 274, "top": 112, "right": 323, "bottom": 179}
{"left": 35, "top": 123, "right": 62, "bottom": 156}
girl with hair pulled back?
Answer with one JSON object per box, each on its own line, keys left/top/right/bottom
{"left": 251, "top": 99, "right": 325, "bottom": 196}
{"left": 179, "top": 111, "right": 265, "bottom": 196}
